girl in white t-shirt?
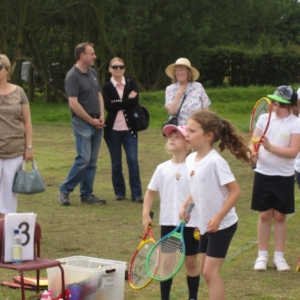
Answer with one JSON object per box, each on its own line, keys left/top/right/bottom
{"left": 143, "top": 124, "right": 200, "bottom": 300}
{"left": 294, "top": 95, "right": 300, "bottom": 189}
{"left": 180, "top": 110, "right": 252, "bottom": 300}
{"left": 251, "top": 86, "right": 300, "bottom": 272}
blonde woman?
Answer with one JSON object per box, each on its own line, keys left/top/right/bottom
{"left": 0, "top": 54, "right": 33, "bottom": 218}
{"left": 102, "top": 57, "right": 143, "bottom": 203}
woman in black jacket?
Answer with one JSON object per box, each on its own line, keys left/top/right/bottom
{"left": 102, "top": 57, "right": 143, "bottom": 203}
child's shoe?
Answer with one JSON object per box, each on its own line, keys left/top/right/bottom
{"left": 254, "top": 257, "right": 268, "bottom": 271}
{"left": 274, "top": 257, "right": 290, "bottom": 271}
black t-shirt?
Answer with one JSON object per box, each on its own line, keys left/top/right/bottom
{"left": 65, "top": 65, "right": 101, "bottom": 117}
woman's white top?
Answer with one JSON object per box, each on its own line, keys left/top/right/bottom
{"left": 165, "top": 81, "right": 211, "bottom": 125}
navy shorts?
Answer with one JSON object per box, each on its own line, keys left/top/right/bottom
{"left": 251, "top": 172, "right": 295, "bottom": 214}
{"left": 198, "top": 222, "right": 237, "bottom": 258}
{"left": 161, "top": 225, "right": 200, "bottom": 256}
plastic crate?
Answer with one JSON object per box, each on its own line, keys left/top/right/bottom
{"left": 47, "top": 256, "right": 126, "bottom": 300}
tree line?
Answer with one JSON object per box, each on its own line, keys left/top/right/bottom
{"left": 1, "top": 0, "right": 300, "bottom": 101}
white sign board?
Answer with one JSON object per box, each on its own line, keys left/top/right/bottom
{"left": 3, "top": 213, "right": 37, "bottom": 262}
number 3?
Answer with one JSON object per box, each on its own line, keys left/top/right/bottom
{"left": 18, "top": 221, "right": 30, "bottom": 246}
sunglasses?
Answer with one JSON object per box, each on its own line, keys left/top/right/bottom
{"left": 111, "top": 65, "right": 125, "bottom": 70}
{"left": 0, "top": 65, "right": 4, "bottom": 71}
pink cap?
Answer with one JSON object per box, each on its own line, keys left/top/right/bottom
{"left": 163, "top": 124, "right": 187, "bottom": 137}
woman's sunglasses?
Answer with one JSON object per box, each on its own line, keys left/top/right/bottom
{"left": 111, "top": 65, "right": 125, "bottom": 70}
{"left": 0, "top": 65, "right": 4, "bottom": 71}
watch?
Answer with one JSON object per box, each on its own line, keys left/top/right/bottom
{"left": 26, "top": 146, "right": 33, "bottom": 150}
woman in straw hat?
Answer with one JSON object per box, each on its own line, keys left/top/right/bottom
{"left": 165, "top": 58, "right": 211, "bottom": 125}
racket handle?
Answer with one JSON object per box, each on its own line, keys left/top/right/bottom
{"left": 184, "top": 202, "right": 195, "bottom": 219}
{"left": 150, "top": 211, "right": 154, "bottom": 220}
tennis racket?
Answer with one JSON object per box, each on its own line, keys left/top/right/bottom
{"left": 296, "top": 255, "right": 300, "bottom": 272}
{"left": 250, "top": 97, "right": 272, "bottom": 157}
{"left": 128, "top": 211, "right": 156, "bottom": 290}
{"left": 145, "top": 202, "right": 195, "bottom": 281}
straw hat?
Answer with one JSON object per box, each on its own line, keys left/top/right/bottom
{"left": 165, "top": 58, "right": 200, "bottom": 81}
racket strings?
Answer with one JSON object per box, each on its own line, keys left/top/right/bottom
{"left": 131, "top": 242, "right": 154, "bottom": 286}
{"left": 251, "top": 101, "right": 270, "bottom": 135}
{"left": 147, "top": 236, "right": 184, "bottom": 280}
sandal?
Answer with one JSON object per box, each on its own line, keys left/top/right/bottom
{"left": 254, "top": 257, "right": 268, "bottom": 271}
{"left": 274, "top": 258, "right": 290, "bottom": 271}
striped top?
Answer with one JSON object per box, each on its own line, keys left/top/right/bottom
{"left": 0, "top": 86, "right": 29, "bottom": 158}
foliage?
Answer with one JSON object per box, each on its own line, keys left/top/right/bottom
{"left": 196, "top": 46, "right": 300, "bottom": 87}
{"left": 1, "top": 0, "right": 300, "bottom": 98}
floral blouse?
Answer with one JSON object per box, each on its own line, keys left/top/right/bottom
{"left": 165, "top": 81, "right": 211, "bottom": 125}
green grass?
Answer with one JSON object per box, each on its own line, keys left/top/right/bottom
{"left": 0, "top": 85, "right": 300, "bottom": 299}
{"left": 29, "top": 85, "right": 277, "bottom": 130}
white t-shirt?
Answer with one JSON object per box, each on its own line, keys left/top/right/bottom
{"left": 295, "top": 114, "right": 300, "bottom": 173}
{"left": 186, "top": 150, "right": 238, "bottom": 235}
{"left": 256, "top": 112, "right": 300, "bottom": 176}
{"left": 295, "top": 153, "right": 300, "bottom": 173}
{"left": 147, "top": 160, "right": 198, "bottom": 227}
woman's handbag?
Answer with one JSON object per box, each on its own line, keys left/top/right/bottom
{"left": 133, "top": 103, "right": 150, "bottom": 131}
{"left": 12, "top": 160, "right": 46, "bottom": 194}
{"left": 162, "top": 94, "right": 187, "bottom": 135}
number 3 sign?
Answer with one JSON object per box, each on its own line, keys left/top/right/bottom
{"left": 3, "top": 213, "right": 37, "bottom": 263}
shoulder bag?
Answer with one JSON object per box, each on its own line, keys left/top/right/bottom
{"left": 162, "top": 94, "right": 187, "bottom": 135}
{"left": 126, "top": 78, "right": 150, "bottom": 131}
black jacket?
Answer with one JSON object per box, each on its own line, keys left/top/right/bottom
{"left": 102, "top": 78, "right": 139, "bottom": 139}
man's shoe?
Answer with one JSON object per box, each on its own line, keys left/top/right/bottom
{"left": 58, "top": 191, "right": 70, "bottom": 206}
{"left": 132, "top": 197, "right": 143, "bottom": 203}
{"left": 115, "top": 195, "right": 125, "bottom": 201}
{"left": 81, "top": 194, "right": 106, "bottom": 204}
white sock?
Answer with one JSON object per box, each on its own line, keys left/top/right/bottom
{"left": 258, "top": 250, "right": 268, "bottom": 259}
{"left": 274, "top": 251, "right": 284, "bottom": 261}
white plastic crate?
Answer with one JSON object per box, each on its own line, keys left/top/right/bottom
{"left": 47, "top": 256, "right": 126, "bottom": 300}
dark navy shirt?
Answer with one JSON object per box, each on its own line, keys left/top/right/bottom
{"left": 65, "top": 65, "right": 101, "bottom": 117}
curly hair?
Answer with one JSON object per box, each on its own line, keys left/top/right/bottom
{"left": 189, "top": 110, "right": 252, "bottom": 164}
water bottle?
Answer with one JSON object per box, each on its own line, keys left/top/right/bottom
{"left": 70, "top": 282, "right": 81, "bottom": 300}
{"left": 12, "top": 228, "right": 22, "bottom": 264}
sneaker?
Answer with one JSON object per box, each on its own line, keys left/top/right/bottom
{"left": 58, "top": 191, "right": 70, "bottom": 206}
{"left": 132, "top": 197, "right": 143, "bottom": 203}
{"left": 115, "top": 195, "right": 125, "bottom": 201}
{"left": 274, "top": 258, "right": 290, "bottom": 271}
{"left": 254, "top": 257, "right": 268, "bottom": 271}
{"left": 81, "top": 194, "right": 106, "bottom": 204}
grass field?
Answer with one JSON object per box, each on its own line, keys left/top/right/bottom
{"left": 0, "top": 85, "right": 299, "bottom": 299}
